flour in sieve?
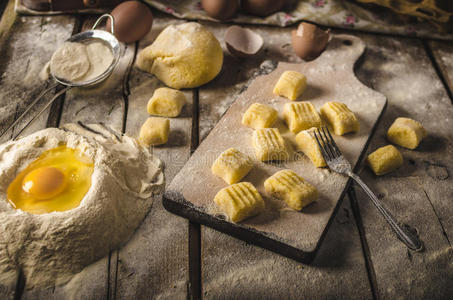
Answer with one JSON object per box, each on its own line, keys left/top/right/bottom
{"left": 50, "top": 41, "right": 113, "bottom": 83}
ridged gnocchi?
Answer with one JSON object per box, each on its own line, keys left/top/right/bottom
{"left": 283, "top": 102, "right": 322, "bottom": 133}
{"left": 264, "top": 169, "right": 318, "bottom": 211}
{"left": 214, "top": 182, "right": 265, "bottom": 222}
{"left": 252, "top": 128, "right": 288, "bottom": 161}
{"left": 320, "top": 102, "right": 359, "bottom": 135}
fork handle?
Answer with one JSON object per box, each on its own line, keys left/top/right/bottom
{"left": 349, "top": 173, "right": 424, "bottom": 251}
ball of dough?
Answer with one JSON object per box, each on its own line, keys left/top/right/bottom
{"left": 136, "top": 22, "right": 223, "bottom": 89}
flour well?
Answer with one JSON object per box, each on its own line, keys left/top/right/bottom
{"left": 0, "top": 124, "right": 164, "bottom": 288}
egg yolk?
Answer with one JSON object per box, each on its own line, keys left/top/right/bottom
{"left": 22, "top": 167, "right": 67, "bottom": 200}
{"left": 7, "top": 145, "right": 94, "bottom": 214}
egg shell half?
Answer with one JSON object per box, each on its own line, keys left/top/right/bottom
{"left": 291, "top": 22, "right": 330, "bottom": 61}
{"left": 224, "top": 25, "right": 264, "bottom": 58}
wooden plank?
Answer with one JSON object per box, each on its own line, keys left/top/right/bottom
{"left": 198, "top": 23, "right": 373, "bottom": 299}
{"left": 111, "top": 15, "right": 191, "bottom": 299}
{"left": 202, "top": 196, "right": 372, "bottom": 299}
{"left": 0, "top": 2, "right": 77, "bottom": 297}
{"left": 352, "top": 33, "right": 453, "bottom": 299}
{"left": 20, "top": 17, "right": 134, "bottom": 299}
{"left": 427, "top": 40, "right": 453, "bottom": 102}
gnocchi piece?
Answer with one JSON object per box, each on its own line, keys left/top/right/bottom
{"left": 387, "top": 117, "right": 427, "bottom": 149}
{"left": 138, "top": 117, "right": 170, "bottom": 146}
{"left": 283, "top": 102, "right": 322, "bottom": 133}
{"left": 242, "top": 103, "right": 278, "bottom": 129}
{"left": 214, "top": 182, "right": 265, "bottom": 222}
{"left": 211, "top": 148, "right": 253, "bottom": 184}
{"left": 147, "top": 87, "right": 187, "bottom": 117}
{"left": 252, "top": 128, "right": 288, "bottom": 161}
{"left": 295, "top": 127, "right": 326, "bottom": 167}
{"left": 264, "top": 169, "right": 318, "bottom": 211}
{"left": 273, "top": 71, "right": 307, "bottom": 101}
{"left": 320, "top": 102, "right": 359, "bottom": 135}
{"left": 367, "top": 145, "right": 403, "bottom": 176}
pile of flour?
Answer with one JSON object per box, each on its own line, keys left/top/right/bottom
{"left": 0, "top": 123, "right": 164, "bottom": 288}
{"left": 50, "top": 41, "right": 113, "bottom": 82}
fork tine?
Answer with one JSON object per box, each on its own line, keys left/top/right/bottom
{"left": 313, "top": 129, "right": 328, "bottom": 159}
{"left": 321, "top": 126, "right": 339, "bottom": 158}
{"left": 323, "top": 126, "right": 342, "bottom": 157}
{"left": 318, "top": 127, "right": 336, "bottom": 159}
{"left": 314, "top": 128, "right": 333, "bottom": 160}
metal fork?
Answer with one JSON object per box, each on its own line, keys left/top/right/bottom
{"left": 313, "top": 126, "right": 424, "bottom": 251}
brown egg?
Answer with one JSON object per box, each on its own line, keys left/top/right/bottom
{"left": 202, "top": 0, "right": 239, "bottom": 20}
{"left": 241, "top": 0, "right": 285, "bottom": 17}
{"left": 291, "top": 22, "right": 330, "bottom": 61}
{"left": 106, "top": 1, "right": 153, "bottom": 44}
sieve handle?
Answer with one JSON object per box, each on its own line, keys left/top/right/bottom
{"left": 11, "top": 85, "right": 72, "bottom": 141}
{"left": 92, "top": 14, "right": 115, "bottom": 36}
{"left": 0, "top": 82, "right": 59, "bottom": 140}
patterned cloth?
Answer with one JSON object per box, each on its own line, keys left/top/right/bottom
{"left": 15, "top": 0, "right": 453, "bottom": 40}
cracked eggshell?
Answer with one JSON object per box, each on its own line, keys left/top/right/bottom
{"left": 291, "top": 22, "right": 330, "bottom": 61}
{"left": 224, "top": 25, "right": 264, "bottom": 58}
{"left": 201, "top": 0, "right": 239, "bottom": 20}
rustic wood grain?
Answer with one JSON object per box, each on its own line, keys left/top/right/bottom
{"left": 353, "top": 33, "right": 453, "bottom": 299}
{"left": 20, "top": 16, "right": 133, "bottom": 299}
{"left": 2, "top": 8, "right": 453, "bottom": 300}
{"left": 427, "top": 40, "right": 453, "bottom": 102}
{"left": 0, "top": 2, "right": 77, "bottom": 298}
{"left": 111, "top": 15, "right": 191, "bottom": 300}
{"left": 197, "top": 24, "right": 373, "bottom": 299}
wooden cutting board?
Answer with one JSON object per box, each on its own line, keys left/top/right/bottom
{"left": 163, "top": 35, "right": 387, "bottom": 263}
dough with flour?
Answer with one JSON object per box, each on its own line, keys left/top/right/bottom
{"left": 136, "top": 22, "right": 223, "bottom": 89}
{"left": 0, "top": 124, "right": 164, "bottom": 288}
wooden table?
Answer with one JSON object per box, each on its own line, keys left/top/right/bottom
{"left": 0, "top": 1, "right": 452, "bottom": 299}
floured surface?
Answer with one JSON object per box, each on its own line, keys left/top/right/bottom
{"left": 167, "top": 35, "right": 386, "bottom": 253}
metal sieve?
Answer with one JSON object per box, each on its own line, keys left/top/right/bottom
{"left": 0, "top": 14, "right": 120, "bottom": 140}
